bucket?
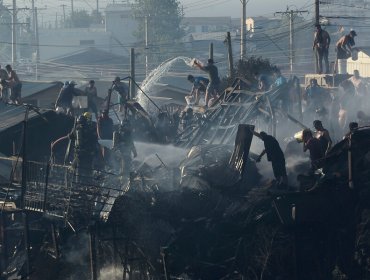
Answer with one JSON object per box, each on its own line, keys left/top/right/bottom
{"left": 338, "top": 59, "right": 347, "bottom": 74}
{"left": 351, "top": 49, "right": 358, "bottom": 61}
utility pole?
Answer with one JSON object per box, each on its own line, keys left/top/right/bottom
{"left": 145, "top": 15, "right": 148, "bottom": 77}
{"left": 209, "top": 43, "right": 213, "bottom": 61}
{"left": 96, "top": 0, "right": 99, "bottom": 23}
{"left": 226, "top": 32, "right": 234, "bottom": 77}
{"left": 315, "top": 0, "right": 320, "bottom": 26}
{"left": 31, "top": 0, "right": 35, "bottom": 31}
{"left": 12, "top": 0, "right": 17, "bottom": 64}
{"left": 240, "top": 0, "right": 247, "bottom": 60}
{"left": 71, "top": 0, "right": 74, "bottom": 27}
{"left": 130, "top": 48, "right": 135, "bottom": 99}
{"left": 35, "top": 7, "right": 40, "bottom": 80}
{"left": 275, "top": 7, "right": 308, "bottom": 73}
{"left": 61, "top": 4, "right": 66, "bottom": 27}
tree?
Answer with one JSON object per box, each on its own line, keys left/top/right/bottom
{"left": 132, "top": 0, "right": 184, "bottom": 44}
{"left": 65, "top": 10, "right": 93, "bottom": 28}
{"left": 132, "top": 0, "right": 185, "bottom": 64}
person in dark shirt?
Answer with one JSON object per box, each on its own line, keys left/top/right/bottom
{"left": 313, "top": 24, "right": 331, "bottom": 74}
{"left": 193, "top": 58, "right": 220, "bottom": 107}
{"left": 255, "top": 131, "right": 288, "bottom": 187}
{"left": 303, "top": 129, "right": 325, "bottom": 172}
{"left": 97, "top": 110, "right": 113, "bottom": 140}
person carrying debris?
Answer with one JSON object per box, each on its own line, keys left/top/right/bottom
{"left": 68, "top": 112, "right": 100, "bottom": 183}
{"left": 113, "top": 120, "right": 137, "bottom": 176}
{"left": 313, "top": 120, "right": 332, "bottom": 155}
{"left": 84, "top": 80, "right": 99, "bottom": 120}
{"left": 254, "top": 131, "right": 288, "bottom": 188}
{"left": 111, "top": 76, "right": 129, "bottom": 113}
{"left": 5, "top": 64, "right": 22, "bottom": 104}
{"left": 302, "top": 129, "right": 325, "bottom": 172}
{"left": 335, "top": 30, "right": 357, "bottom": 73}
{"left": 348, "top": 70, "right": 367, "bottom": 97}
{"left": 313, "top": 24, "right": 331, "bottom": 74}
{"left": 193, "top": 58, "right": 220, "bottom": 107}
{"left": 55, "top": 80, "right": 78, "bottom": 115}
{"left": 187, "top": 74, "right": 209, "bottom": 105}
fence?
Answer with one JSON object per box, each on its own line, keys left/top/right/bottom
{"left": 0, "top": 156, "right": 123, "bottom": 226}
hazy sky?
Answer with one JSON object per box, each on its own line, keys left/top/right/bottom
{"left": 3, "top": 0, "right": 313, "bottom": 23}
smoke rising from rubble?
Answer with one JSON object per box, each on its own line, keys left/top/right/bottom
{"left": 99, "top": 265, "right": 124, "bottom": 280}
{"left": 134, "top": 142, "right": 188, "bottom": 167}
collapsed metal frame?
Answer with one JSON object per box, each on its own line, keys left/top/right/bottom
{"left": 175, "top": 78, "right": 296, "bottom": 148}
{"left": 0, "top": 157, "right": 123, "bottom": 225}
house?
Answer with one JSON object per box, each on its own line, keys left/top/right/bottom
{"left": 104, "top": 3, "right": 138, "bottom": 54}
{"left": 21, "top": 81, "right": 63, "bottom": 108}
{"left": 0, "top": 106, "right": 73, "bottom": 161}
{"left": 38, "top": 27, "right": 113, "bottom": 61}
{"left": 182, "top": 17, "right": 232, "bottom": 34}
{"left": 245, "top": 16, "right": 281, "bottom": 33}
{"left": 347, "top": 48, "right": 370, "bottom": 77}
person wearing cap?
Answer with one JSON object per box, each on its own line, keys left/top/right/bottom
{"left": 193, "top": 58, "right": 220, "bottom": 107}
{"left": 111, "top": 76, "right": 129, "bottom": 112}
{"left": 313, "top": 24, "right": 331, "bottom": 74}
{"left": 84, "top": 80, "right": 98, "bottom": 120}
{"left": 335, "top": 30, "right": 357, "bottom": 73}
{"left": 254, "top": 131, "right": 288, "bottom": 188}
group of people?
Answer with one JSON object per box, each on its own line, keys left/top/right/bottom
{"left": 251, "top": 116, "right": 356, "bottom": 189}
{"left": 55, "top": 76, "right": 129, "bottom": 119}
{"left": 313, "top": 24, "right": 357, "bottom": 74}
{"left": 52, "top": 109, "right": 137, "bottom": 184}
{"left": 0, "top": 64, "right": 22, "bottom": 104}
{"left": 186, "top": 58, "right": 220, "bottom": 107}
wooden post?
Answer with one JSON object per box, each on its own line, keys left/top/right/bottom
{"left": 51, "top": 223, "right": 59, "bottom": 259}
{"left": 0, "top": 213, "right": 7, "bottom": 273}
{"left": 209, "top": 43, "right": 213, "bottom": 61}
{"left": 130, "top": 48, "right": 135, "bottom": 99}
{"left": 89, "top": 225, "right": 98, "bottom": 280}
{"left": 226, "top": 32, "right": 234, "bottom": 78}
{"left": 22, "top": 211, "right": 31, "bottom": 279}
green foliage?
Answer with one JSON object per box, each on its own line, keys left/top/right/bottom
{"left": 66, "top": 10, "right": 93, "bottom": 28}
{"left": 222, "top": 56, "right": 279, "bottom": 90}
{"left": 235, "top": 56, "right": 278, "bottom": 81}
{"left": 132, "top": 0, "right": 184, "bottom": 44}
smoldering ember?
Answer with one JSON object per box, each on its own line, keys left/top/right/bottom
{"left": 1, "top": 1, "right": 370, "bottom": 279}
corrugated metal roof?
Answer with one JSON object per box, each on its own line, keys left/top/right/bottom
{"left": 0, "top": 105, "right": 52, "bottom": 133}
{"left": 22, "top": 81, "right": 62, "bottom": 98}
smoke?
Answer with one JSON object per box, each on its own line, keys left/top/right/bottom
{"left": 137, "top": 56, "right": 193, "bottom": 113}
{"left": 134, "top": 142, "right": 189, "bottom": 168}
{"left": 99, "top": 265, "right": 123, "bottom": 280}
